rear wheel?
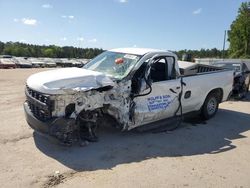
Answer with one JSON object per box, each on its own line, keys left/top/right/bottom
{"left": 201, "top": 93, "right": 219, "bottom": 120}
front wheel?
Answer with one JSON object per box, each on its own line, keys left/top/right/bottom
{"left": 201, "top": 93, "right": 219, "bottom": 120}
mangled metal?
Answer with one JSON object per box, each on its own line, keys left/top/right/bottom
{"left": 25, "top": 69, "right": 132, "bottom": 144}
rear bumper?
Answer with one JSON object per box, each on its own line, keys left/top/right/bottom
{"left": 23, "top": 101, "right": 53, "bottom": 134}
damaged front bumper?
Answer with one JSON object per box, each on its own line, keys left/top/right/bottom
{"left": 24, "top": 102, "right": 76, "bottom": 144}
{"left": 24, "top": 101, "right": 66, "bottom": 144}
{"left": 24, "top": 101, "right": 97, "bottom": 145}
{"left": 24, "top": 101, "right": 54, "bottom": 134}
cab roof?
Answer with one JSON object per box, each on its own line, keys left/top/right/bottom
{"left": 109, "top": 48, "right": 170, "bottom": 56}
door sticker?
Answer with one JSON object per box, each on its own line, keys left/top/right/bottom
{"left": 147, "top": 95, "right": 172, "bottom": 111}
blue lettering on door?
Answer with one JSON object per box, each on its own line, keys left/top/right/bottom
{"left": 147, "top": 95, "right": 172, "bottom": 111}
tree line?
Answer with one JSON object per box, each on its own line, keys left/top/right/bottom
{"left": 174, "top": 48, "right": 227, "bottom": 61}
{"left": 0, "top": 41, "right": 104, "bottom": 59}
{"left": 0, "top": 41, "right": 228, "bottom": 60}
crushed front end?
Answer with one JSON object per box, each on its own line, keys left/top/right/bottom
{"left": 24, "top": 79, "right": 132, "bottom": 146}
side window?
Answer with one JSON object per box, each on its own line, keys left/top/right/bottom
{"left": 150, "top": 57, "right": 167, "bottom": 82}
{"left": 150, "top": 56, "right": 176, "bottom": 82}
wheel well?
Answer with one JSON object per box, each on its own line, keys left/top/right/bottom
{"left": 207, "top": 88, "right": 223, "bottom": 103}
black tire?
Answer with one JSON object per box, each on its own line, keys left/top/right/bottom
{"left": 201, "top": 93, "right": 219, "bottom": 120}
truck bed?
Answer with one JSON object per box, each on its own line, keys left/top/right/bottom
{"left": 178, "top": 61, "right": 223, "bottom": 76}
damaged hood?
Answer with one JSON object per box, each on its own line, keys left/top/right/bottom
{"left": 26, "top": 68, "right": 115, "bottom": 94}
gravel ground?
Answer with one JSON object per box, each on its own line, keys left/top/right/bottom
{"left": 0, "top": 68, "right": 250, "bottom": 188}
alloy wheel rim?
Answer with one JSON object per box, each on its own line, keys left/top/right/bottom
{"left": 207, "top": 97, "right": 217, "bottom": 115}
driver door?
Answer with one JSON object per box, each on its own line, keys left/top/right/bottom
{"left": 132, "top": 56, "right": 181, "bottom": 127}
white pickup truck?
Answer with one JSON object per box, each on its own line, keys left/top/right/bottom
{"left": 24, "top": 48, "right": 234, "bottom": 145}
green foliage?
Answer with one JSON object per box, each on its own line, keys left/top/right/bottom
{"left": 228, "top": 2, "right": 250, "bottom": 58}
{"left": 0, "top": 41, "right": 227, "bottom": 60}
{"left": 0, "top": 41, "right": 104, "bottom": 59}
{"left": 174, "top": 48, "right": 227, "bottom": 61}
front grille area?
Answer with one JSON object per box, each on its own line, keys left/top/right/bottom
{"left": 26, "top": 86, "right": 54, "bottom": 121}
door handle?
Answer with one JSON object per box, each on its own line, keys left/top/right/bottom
{"left": 170, "top": 86, "right": 181, "bottom": 94}
{"left": 169, "top": 88, "right": 177, "bottom": 94}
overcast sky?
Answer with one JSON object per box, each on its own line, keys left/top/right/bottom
{"left": 0, "top": 0, "right": 246, "bottom": 50}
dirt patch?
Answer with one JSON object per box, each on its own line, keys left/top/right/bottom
{"left": 43, "top": 171, "right": 77, "bottom": 188}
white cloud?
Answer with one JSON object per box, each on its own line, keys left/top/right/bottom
{"left": 61, "top": 15, "right": 74, "bottom": 19}
{"left": 13, "top": 18, "right": 19, "bottom": 22}
{"left": 88, "top": 38, "right": 97, "bottom": 43}
{"left": 60, "top": 37, "right": 67, "bottom": 41}
{"left": 21, "top": 18, "right": 37, "bottom": 25}
{"left": 119, "top": 0, "right": 128, "bottom": 3}
{"left": 192, "top": 8, "right": 202, "bottom": 15}
{"left": 42, "top": 4, "right": 53, "bottom": 8}
{"left": 77, "top": 37, "right": 84, "bottom": 42}
{"left": 133, "top": 44, "right": 137, "bottom": 48}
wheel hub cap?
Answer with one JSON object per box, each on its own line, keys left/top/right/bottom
{"left": 207, "top": 97, "right": 217, "bottom": 115}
